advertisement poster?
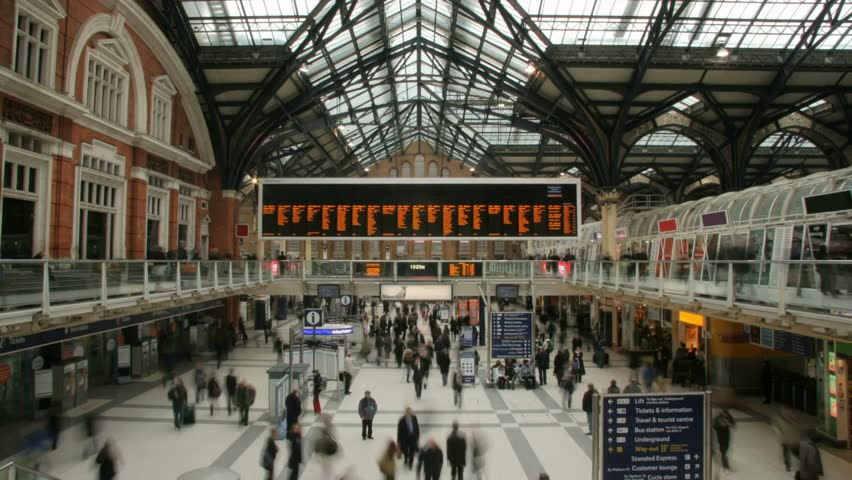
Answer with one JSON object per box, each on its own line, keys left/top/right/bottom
{"left": 460, "top": 350, "right": 476, "bottom": 385}
{"left": 469, "top": 299, "right": 480, "bottom": 326}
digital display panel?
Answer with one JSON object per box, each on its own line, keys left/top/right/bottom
{"left": 441, "top": 261, "right": 481, "bottom": 278}
{"left": 495, "top": 284, "right": 519, "bottom": 298}
{"left": 397, "top": 262, "right": 439, "bottom": 277}
{"left": 259, "top": 178, "right": 580, "bottom": 239}
{"left": 804, "top": 190, "right": 852, "bottom": 215}
{"left": 316, "top": 284, "right": 340, "bottom": 298}
{"left": 701, "top": 210, "right": 728, "bottom": 228}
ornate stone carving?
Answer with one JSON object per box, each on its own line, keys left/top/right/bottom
{"left": 596, "top": 189, "right": 623, "bottom": 207}
{"left": 2, "top": 98, "right": 53, "bottom": 133}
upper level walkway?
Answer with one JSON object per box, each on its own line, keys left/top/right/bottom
{"left": 1, "top": 258, "right": 850, "bottom": 339}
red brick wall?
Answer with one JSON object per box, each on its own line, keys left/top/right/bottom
{"left": 50, "top": 155, "right": 77, "bottom": 258}
{"left": 168, "top": 189, "right": 178, "bottom": 251}
{"left": 126, "top": 178, "right": 146, "bottom": 259}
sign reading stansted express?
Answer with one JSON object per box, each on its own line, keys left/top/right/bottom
{"left": 600, "top": 393, "right": 708, "bottom": 480}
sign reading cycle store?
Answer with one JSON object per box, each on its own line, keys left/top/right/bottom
{"left": 597, "top": 392, "right": 710, "bottom": 480}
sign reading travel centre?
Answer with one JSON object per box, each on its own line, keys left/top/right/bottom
{"left": 258, "top": 178, "right": 580, "bottom": 239}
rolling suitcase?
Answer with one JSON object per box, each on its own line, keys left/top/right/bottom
{"left": 183, "top": 405, "right": 196, "bottom": 425}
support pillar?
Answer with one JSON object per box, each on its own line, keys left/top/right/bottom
{"left": 209, "top": 189, "right": 240, "bottom": 259}
{"left": 596, "top": 189, "right": 623, "bottom": 260}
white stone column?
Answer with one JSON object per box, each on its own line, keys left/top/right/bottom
{"left": 596, "top": 189, "right": 623, "bottom": 260}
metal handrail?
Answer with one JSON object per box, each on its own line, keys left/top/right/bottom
{"left": 0, "top": 461, "right": 62, "bottom": 480}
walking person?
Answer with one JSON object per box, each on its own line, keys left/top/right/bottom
{"left": 553, "top": 348, "right": 566, "bottom": 385}
{"left": 623, "top": 378, "right": 642, "bottom": 393}
{"left": 378, "top": 440, "right": 401, "bottom": 480}
{"left": 358, "top": 390, "right": 378, "bottom": 440}
{"left": 418, "top": 438, "right": 444, "bottom": 480}
{"left": 235, "top": 380, "right": 255, "bottom": 426}
{"left": 561, "top": 373, "right": 575, "bottom": 410}
{"left": 95, "top": 439, "right": 120, "bottom": 480}
{"left": 412, "top": 357, "right": 425, "bottom": 399}
{"left": 394, "top": 336, "right": 405, "bottom": 368}
{"left": 447, "top": 421, "right": 467, "bottom": 480}
{"left": 312, "top": 369, "right": 324, "bottom": 414}
{"left": 397, "top": 407, "right": 420, "bottom": 469}
{"left": 437, "top": 348, "right": 451, "bottom": 386}
{"left": 46, "top": 401, "right": 62, "bottom": 450}
{"left": 404, "top": 348, "right": 415, "bottom": 382}
{"left": 285, "top": 388, "right": 302, "bottom": 427}
{"left": 274, "top": 336, "right": 284, "bottom": 364}
{"left": 286, "top": 425, "right": 303, "bottom": 480}
{"left": 535, "top": 348, "right": 549, "bottom": 385}
{"left": 168, "top": 379, "right": 188, "bottom": 430}
{"left": 262, "top": 427, "right": 279, "bottom": 480}
{"left": 207, "top": 375, "right": 222, "bottom": 416}
{"left": 713, "top": 408, "right": 735, "bottom": 470}
{"left": 343, "top": 353, "right": 354, "bottom": 394}
{"left": 193, "top": 364, "right": 207, "bottom": 404}
{"left": 797, "top": 433, "right": 824, "bottom": 480}
{"left": 572, "top": 347, "right": 586, "bottom": 383}
{"left": 82, "top": 414, "right": 98, "bottom": 458}
{"left": 225, "top": 369, "right": 237, "bottom": 416}
{"left": 452, "top": 369, "right": 463, "bottom": 408}
{"left": 607, "top": 379, "right": 620, "bottom": 394}
{"left": 582, "top": 383, "right": 597, "bottom": 435}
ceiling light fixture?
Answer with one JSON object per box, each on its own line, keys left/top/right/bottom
{"left": 250, "top": 177, "right": 258, "bottom": 185}
{"left": 560, "top": 172, "right": 566, "bottom": 176}
{"left": 364, "top": 167, "right": 370, "bottom": 172}
{"left": 299, "top": 64, "right": 310, "bottom": 73}
{"left": 716, "top": 47, "right": 730, "bottom": 58}
{"left": 469, "top": 167, "right": 475, "bottom": 172}
{"left": 525, "top": 63, "right": 537, "bottom": 74}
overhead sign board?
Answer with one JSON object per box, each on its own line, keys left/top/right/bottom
{"left": 397, "top": 262, "right": 439, "bottom": 277}
{"left": 235, "top": 224, "right": 250, "bottom": 237}
{"left": 441, "top": 261, "right": 481, "bottom": 278}
{"left": 491, "top": 312, "right": 534, "bottom": 359}
{"left": 353, "top": 262, "right": 391, "bottom": 277}
{"left": 380, "top": 284, "right": 453, "bottom": 301}
{"left": 658, "top": 218, "right": 678, "bottom": 233}
{"left": 597, "top": 392, "right": 710, "bottom": 480}
{"left": 259, "top": 178, "right": 581, "bottom": 239}
{"left": 700, "top": 211, "right": 728, "bottom": 228}
{"left": 304, "top": 309, "right": 324, "bottom": 327}
{"left": 460, "top": 350, "right": 476, "bottom": 384}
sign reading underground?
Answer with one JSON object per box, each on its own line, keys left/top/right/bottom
{"left": 598, "top": 393, "right": 709, "bottom": 480}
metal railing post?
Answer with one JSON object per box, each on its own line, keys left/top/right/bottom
{"left": 598, "top": 262, "right": 603, "bottom": 288}
{"left": 196, "top": 261, "right": 202, "bottom": 291}
{"left": 143, "top": 261, "right": 150, "bottom": 300}
{"left": 228, "top": 261, "right": 234, "bottom": 287}
{"left": 176, "top": 262, "right": 182, "bottom": 296}
{"left": 634, "top": 263, "right": 640, "bottom": 293}
{"left": 245, "top": 261, "right": 250, "bottom": 285}
{"left": 687, "top": 261, "right": 695, "bottom": 301}
{"left": 213, "top": 262, "right": 219, "bottom": 289}
{"left": 615, "top": 262, "right": 621, "bottom": 289}
{"left": 777, "top": 260, "right": 789, "bottom": 315}
{"left": 657, "top": 262, "right": 664, "bottom": 297}
{"left": 42, "top": 261, "right": 51, "bottom": 315}
{"left": 100, "top": 262, "right": 108, "bottom": 305}
{"left": 438, "top": 260, "right": 442, "bottom": 283}
{"left": 726, "top": 263, "right": 734, "bottom": 306}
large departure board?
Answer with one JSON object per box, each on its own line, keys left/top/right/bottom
{"left": 259, "top": 178, "right": 580, "bottom": 239}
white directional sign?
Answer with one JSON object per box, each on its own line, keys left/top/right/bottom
{"left": 304, "top": 309, "right": 324, "bottom": 327}
{"left": 340, "top": 295, "right": 352, "bottom": 306}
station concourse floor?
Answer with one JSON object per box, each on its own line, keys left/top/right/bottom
{"left": 20, "top": 327, "right": 852, "bottom": 480}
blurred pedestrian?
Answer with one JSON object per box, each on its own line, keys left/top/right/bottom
{"left": 447, "top": 421, "right": 467, "bottom": 480}
{"left": 762, "top": 360, "right": 773, "bottom": 404}
{"left": 713, "top": 409, "right": 735, "bottom": 469}
{"left": 607, "top": 379, "right": 620, "bottom": 394}
{"left": 417, "top": 438, "right": 444, "bottom": 480}
{"left": 561, "top": 373, "right": 575, "bottom": 410}
{"left": 438, "top": 348, "right": 451, "bottom": 386}
{"left": 207, "top": 375, "right": 222, "bottom": 416}
{"left": 312, "top": 369, "right": 324, "bottom": 414}
{"left": 82, "top": 414, "right": 98, "bottom": 458}
{"left": 378, "top": 440, "right": 401, "bottom": 480}
{"left": 225, "top": 369, "right": 237, "bottom": 416}
{"left": 452, "top": 369, "right": 464, "bottom": 408}
{"left": 193, "top": 363, "right": 207, "bottom": 404}
{"left": 358, "top": 390, "right": 378, "bottom": 440}
{"left": 285, "top": 388, "right": 302, "bottom": 427}
{"left": 46, "top": 401, "right": 61, "bottom": 450}
{"left": 343, "top": 353, "right": 354, "bottom": 394}
{"left": 95, "top": 439, "right": 120, "bottom": 480}
{"left": 623, "top": 378, "right": 642, "bottom": 393}
{"left": 262, "top": 427, "right": 278, "bottom": 480}
{"left": 535, "top": 348, "right": 549, "bottom": 385}
{"left": 235, "top": 380, "right": 256, "bottom": 426}
{"left": 286, "top": 425, "right": 303, "bottom": 480}
{"left": 582, "top": 383, "right": 597, "bottom": 435}
{"left": 797, "top": 433, "right": 824, "bottom": 480}
{"left": 397, "top": 407, "right": 420, "bottom": 469}
{"left": 274, "top": 336, "right": 284, "bottom": 364}
{"left": 413, "top": 357, "right": 425, "bottom": 399}
{"left": 168, "top": 379, "right": 188, "bottom": 430}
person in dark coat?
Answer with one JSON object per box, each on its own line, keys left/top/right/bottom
{"left": 46, "top": 401, "right": 62, "bottom": 450}
{"left": 553, "top": 348, "right": 566, "bottom": 385}
{"left": 168, "top": 379, "right": 188, "bottom": 430}
{"left": 446, "top": 421, "right": 467, "bottom": 480}
{"left": 312, "top": 370, "right": 323, "bottom": 414}
{"left": 207, "top": 375, "right": 222, "bottom": 416}
{"left": 572, "top": 347, "right": 586, "bottom": 383}
{"left": 713, "top": 409, "right": 735, "bottom": 470}
{"left": 285, "top": 388, "right": 302, "bottom": 426}
{"left": 95, "top": 439, "right": 119, "bottom": 480}
{"left": 287, "top": 425, "right": 303, "bottom": 480}
{"left": 397, "top": 407, "right": 420, "bottom": 469}
{"left": 358, "top": 390, "right": 378, "bottom": 440}
{"left": 225, "top": 369, "right": 237, "bottom": 416}
{"left": 394, "top": 336, "right": 405, "bottom": 368}
{"left": 412, "top": 357, "right": 425, "bottom": 399}
{"left": 582, "top": 384, "right": 597, "bottom": 435}
{"left": 417, "top": 438, "right": 444, "bottom": 480}
{"left": 535, "top": 348, "right": 550, "bottom": 385}
{"left": 262, "top": 427, "right": 279, "bottom": 480}
{"left": 437, "top": 349, "right": 451, "bottom": 386}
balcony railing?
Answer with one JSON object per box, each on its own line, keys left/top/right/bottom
{"left": 1, "top": 259, "right": 849, "bottom": 325}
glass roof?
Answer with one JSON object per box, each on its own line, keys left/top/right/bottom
{"left": 517, "top": 0, "right": 852, "bottom": 50}
{"left": 180, "top": 0, "right": 850, "bottom": 178}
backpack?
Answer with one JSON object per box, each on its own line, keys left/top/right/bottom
{"left": 246, "top": 386, "right": 256, "bottom": 405}
{"left": 210, "top": 381, "right": 221, "bottom": 398}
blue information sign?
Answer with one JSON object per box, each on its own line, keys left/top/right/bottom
{"left": 491, "top": 312, "right": 533, "bottom": 359}
{"left": 461, "top": 326, "right": 474, "bottom": 347}
{"left": 600, "top": 393, "right": 707, "bottom": 480}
